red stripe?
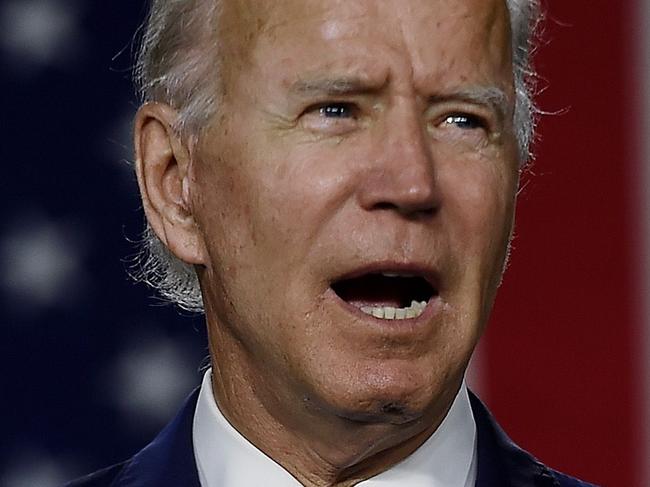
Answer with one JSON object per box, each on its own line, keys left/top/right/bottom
{"left": 634, "top": 0, "right": 650, "bottom": 482}
{"left": 483, "top": 1, "right": 643, "bottom": 485}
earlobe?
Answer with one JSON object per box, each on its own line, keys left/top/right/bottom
{"left": 133, "top": 103, "right": 207, "bottom": 265}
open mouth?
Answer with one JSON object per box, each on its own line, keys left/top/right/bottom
{"left": 331, "top": 272, "right": 438, "bottom": 320}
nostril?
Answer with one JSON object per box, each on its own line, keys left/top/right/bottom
{"left": 372, "top": 200, "right": 437, "bottom": 219}
{"left": 374, "top": 202, "right": 399, "bottom": 211}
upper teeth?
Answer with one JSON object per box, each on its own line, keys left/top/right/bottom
{"left": 381, "top": 272, "right": 415, "bottom": 278}
{"left": 360, "top": 300, "right": 427, "bottom": 320}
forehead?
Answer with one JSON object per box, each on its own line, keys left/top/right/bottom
{"left": 219, "top": 0, "right": 512, "bottom": 90}
{"left": 222, "top": 0, "right": 508, "bottom": 34}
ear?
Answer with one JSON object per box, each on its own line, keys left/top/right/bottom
{"left": 134, "top": 103, "right": 207, "bottom": 265}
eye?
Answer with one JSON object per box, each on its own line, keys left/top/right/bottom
{"left": 428, "top": 109, "right": 494, "bottom": 151}
{"left": 442, "top": 114, "right": 486, "bottom": 130}
{"left": 317, "top": 103, "right": 357, "bottom": 119}
{"left": 300, "top": 101, "right": 360, "bottom": 136}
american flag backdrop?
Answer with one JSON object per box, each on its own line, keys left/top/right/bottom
{"left": 0, "top": 1, "right": 647, "bottom": 486}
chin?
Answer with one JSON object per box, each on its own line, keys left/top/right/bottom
{"left": 306, "top": 357, "right": 465, "bottom": 426}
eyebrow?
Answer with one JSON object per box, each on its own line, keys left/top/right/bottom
{"left": 430, "top": 86, "right": 510, "bottom": 119}
{"left": 289, "top": 77, "right": 385, "bottom": 97}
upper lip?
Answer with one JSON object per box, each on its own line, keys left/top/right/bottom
{"left": 328, "top": 261, "right": 440, "bottom": 290}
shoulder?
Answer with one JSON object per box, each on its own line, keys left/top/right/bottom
{"left": 528, "top": 465, "right": 600, "bottom": 487}
{"left": 61, "top": 462, "right": 128, "bottom": 487}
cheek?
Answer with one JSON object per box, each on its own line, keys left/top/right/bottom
{"left": 194, "top": 159, "right": 252, "bottom": 252}
{"left": 441, "top": 157, "right": 517, "bottom": 275}
{"left": 192, "top": 138, "right": 356, "bottom": 301}
{"left": 226, "top": 142, "right": 359, "bottom": 260}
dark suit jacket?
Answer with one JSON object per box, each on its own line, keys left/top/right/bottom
{"left": 63, "top": 390, "right": 599, "bottom": 487}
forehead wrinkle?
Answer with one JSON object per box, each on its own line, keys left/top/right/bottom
{"left": 396, "top": 0, "right": 512, "bottom": 86}
{"left": 250, "top": 0, "right": 365, "bottom": 42}
{"left": 220, "top": 0, "right": 371, "bottom": 86}
{"left": 223, "top": 0, "right": 514, "bottom": 112}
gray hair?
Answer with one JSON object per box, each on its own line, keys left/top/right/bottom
{"left": 133, "top": 0, "right": 542, "bottom": 312}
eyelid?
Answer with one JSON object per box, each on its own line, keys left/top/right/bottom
{"left": 428, "top": 99, "right": 497, "bottom": 120}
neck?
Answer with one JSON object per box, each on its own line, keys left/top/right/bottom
{"left": 208, "top": 338, "right": 457, "bottom": 486}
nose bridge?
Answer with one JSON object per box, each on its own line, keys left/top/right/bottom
{"left": 358, "top": 99, "right": 438, "bottom": 214}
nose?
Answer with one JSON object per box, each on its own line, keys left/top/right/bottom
{"left": 356, "top": 105, "right": 438, "bottom": 217}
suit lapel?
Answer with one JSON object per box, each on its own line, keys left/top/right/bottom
{"left": 470, "top": 392, "right": 561, "bottom": 487}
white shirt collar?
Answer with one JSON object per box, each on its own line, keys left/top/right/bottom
{"left": 193, "top": 369, "right": 477, "bottom": 487}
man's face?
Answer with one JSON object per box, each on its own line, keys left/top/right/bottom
{"left": 192, "top": 0, "right": 518, "bottom": 422}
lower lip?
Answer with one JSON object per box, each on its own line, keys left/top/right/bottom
{"left": 326, "top": 288, "right": 441, "bottom": 330}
